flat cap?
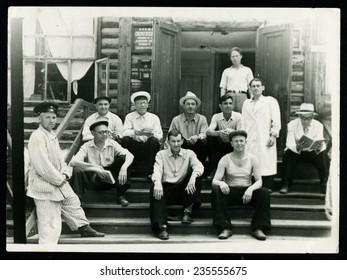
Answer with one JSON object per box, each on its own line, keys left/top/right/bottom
{"left": 229, "top": 130, "right": 248, "bottom": 141}
{"left": 89, "top": 120, "right": 109, "bottom": 131}
{"left": 33, "top": 102, "right": 59, "bottom": 115}
{"left": 93, "top": 96, "right": 112, "bottom": 104}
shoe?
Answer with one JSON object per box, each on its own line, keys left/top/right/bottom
{"left": 279, "top": 185, "right": 289, "bottom": 194}
{"left": 157, "top": 226, "right": 169, "bottom": 240}
{"left": 117, "top": 195, "right": 129, "bottom": 207}
{"left": 218, "top": 229, "right": 232, "bottom": 239}
{"left": 251, "top": 229, "right": 266, "bottom": 241}
{"left": 79, "top": 225, "right": 105, "bottom": 238}
{"left": 182, "top": 211, "right": 193, "bottom": 224}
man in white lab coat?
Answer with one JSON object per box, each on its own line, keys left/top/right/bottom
{"left": 241, "top": 78, "right": 281, "bottom": 191}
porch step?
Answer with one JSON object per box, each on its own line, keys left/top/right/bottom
{"left": 24, "top": 233, "right": 331, "bottom": 245}
{"left": 82, "top": 202, "right": 327, "bottom": 220}
{"left": 60, "top": 217, "right": 331, "bottom": 237}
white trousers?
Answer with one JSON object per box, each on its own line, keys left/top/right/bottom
{"left": 34, "top": 193, "right": 89, "bottom": 244}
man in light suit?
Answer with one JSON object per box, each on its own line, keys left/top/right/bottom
{"left": 26, "top": 102, "right": 104, "bottom": 244}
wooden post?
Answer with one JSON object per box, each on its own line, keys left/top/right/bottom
{"left": 117, "top": 17, "right": 132, "bottom": 117}
{"left": 10, "top": 18, "right": 26, "bottom": 243}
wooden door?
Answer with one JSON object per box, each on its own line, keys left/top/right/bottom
{"left": 256, "top": 24, "right": 292, "bottom": 155}
{"left": 180, "top": 50, "right": 215, "bottom": 122}
{"left": 152, "top": 19, "right": 181, "bottom": 129}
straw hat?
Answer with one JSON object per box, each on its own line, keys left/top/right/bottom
{"left": 179, "top": 91, "right": 201, "bottom": 107}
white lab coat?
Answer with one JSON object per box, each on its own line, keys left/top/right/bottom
{"left": 241, "top": 95, "right": 281, "bottom": 176}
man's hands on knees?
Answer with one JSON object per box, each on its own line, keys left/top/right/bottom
{"left": 185, "top": 177, "right": 196, "bottom": 194}
{"left": 219, "top": 181, "right": 230, "bottom": 195}
{"left": 242, "top": 188, "right": 253, "bottom": 204}
{"left": 153, "top": 181, "right": 164, "bottom": 200}
{"left": 118, "top": 167, "right": 127, "bottom": 185}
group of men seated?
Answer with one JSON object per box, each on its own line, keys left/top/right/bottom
{"left": 26, "top": 80, "right": 329, "bottom": 244}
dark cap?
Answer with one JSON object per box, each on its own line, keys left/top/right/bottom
{"left": 93, "top": 96, "right": 112, "bottom": 104}
{"left": 90, "top": 120, "right": 109, "bottom": 132}
{"left": 33, "top": 102, "right": 59, "bottom": 115}
{"left": 229, "top": 130, "right": 247, "bottom": 141}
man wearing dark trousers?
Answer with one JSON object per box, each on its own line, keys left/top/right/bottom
{"left": 150, "top": 129, "right": 204, "bottom": 240}
{"left": 167, "top": 91, "right": 209, "bottom": 166}
{"left": 211, "top": 130, "right": 271, "bottom": 241}
{"left": 280, "top": 103, "right": 329, "bottom": 194}
{"left": 206, "top": 94, "right": 242, "bottom": 176}
{"left": 70, "top": 120, "right": 134, "bottom": 206}
{"left": 122, "top": 91, "right": 163, "bottom": 176}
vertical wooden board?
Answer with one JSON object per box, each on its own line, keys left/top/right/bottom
{"left": 117, "top": 18, "right": 132, "bottom": 118}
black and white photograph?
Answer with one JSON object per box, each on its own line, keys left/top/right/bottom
{"left": 6, "top": 6, "right": 340, "bottom": 254}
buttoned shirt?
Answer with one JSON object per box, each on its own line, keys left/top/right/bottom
{"left": 26, "top": 126, "right": 75, "bottom": 201}
{"left": 208, "top": 111, "right": 242, "bottom": 131}
{"left": 169, "top": 113, "right": 208, "bottom": 140}
{"left": 219, "top": 65, "right": 254, "bottom": 92}
{"left": 122, "top": 111, "right": 163, "bottom": 141}
{"left": 82, "top": 111, "right": 123, "bottom": 141}
{"left": 285, "top": 118, "right": 326, "bottom": 154}
{"left": 151, "top": 148, "right": 204, "bottom": 184}
{"left": 70, "top": 138, "right": 129, "bottom": 167}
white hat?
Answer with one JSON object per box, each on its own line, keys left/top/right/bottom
{"left": 179, "top": 91, "right": 201, "bottom": 107}
{"left": 130, "top": 91, "right": 151, "bottom": 104}
{"left": 295, "top": 103, "right": 318, "bottom": 116}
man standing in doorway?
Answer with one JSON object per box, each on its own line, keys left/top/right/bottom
{"left": 26, "top": 102, "right": 104, "bottom": 244}
{"left": 219, "top": 47, "right": 254, "bottom": 113}
{"left": 167, "top": 91, "right": 209, "bottom": 166}
{"left": 82, "top": 96, "right": 123, "bottom": 142}
{"left": 241, "top": 78, "right": 281, "bottom": 191}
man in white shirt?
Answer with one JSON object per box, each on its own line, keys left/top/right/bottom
{"left": 70, "top": 120, "right": 134, "bottom": 206}
{"left": 122, "top": 91, "right": 163, "bottom": 176}
{"left": 206, "top": 94, "right": 242, "bottom": 175}
{"left": 280, "top": 103, "right": 329, "bottom": 194}
{"left": 82, "top": 96, "right": 123, "bottom": 142}
{"left": 219, "top": 47, "right": 254, "bottom": 112}
{"left": 151, "top": 129, "right": 204, "bottom": 240}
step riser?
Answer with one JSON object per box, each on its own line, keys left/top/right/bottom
{"left": 83, "top": 208, "right": 327, "bottom": 220}
{"left": 62, "top": 224, "right": 331, "bottom": 237}
{"left": 82, "top": 191, "right": 325, "bottom": 205}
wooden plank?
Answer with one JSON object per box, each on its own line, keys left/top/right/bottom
{"left": 117, "top": 17, "right": 132, "bottom": 118}
{"left": 101, "top": 38, "right": 119, "bottom": 48}
{"left": 101, "top": 28, "right": 120, "bottom": 38}
{"left": 177, "top": 21, "right": 261, "bottom": 32}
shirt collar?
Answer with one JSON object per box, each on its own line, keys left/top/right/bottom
{"left": 96, "top": 111, "right": 110, "bottom": 119}
{"left": 90, "top": 138, "right": 113, "bottom": 149}
{"left": 230, "top": 64, "right": 244, "bottom": 69}
{"left": 168, "top": 148, "right": 185, "bottom": 159}
{"left": 251, "top": 95, "right": 264, "bottom": 102}
{"left": 134, "top": 111, "right": 148, "bottom": 119}
{"left": 39, "top": 125, "right": 57, "bottom": 140}
{"left": 183, "top": 113, "right": 198, "bottom": 122}
{"left": 221, "top": 112, "right": 234, "bottom": 121}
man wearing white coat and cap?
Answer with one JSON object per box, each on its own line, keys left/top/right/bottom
{"left": 241, "top": 78, "right": 281, "bottom": 191}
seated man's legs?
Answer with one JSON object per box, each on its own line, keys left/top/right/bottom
{"left": 207, "top": 136, "right": 233, "bottom": 173}
{"left": 150, "top": 172, "right": 202, "bottom": 237}
{"left": 69, "top": 167, "right": 101, "bottom": 200}
{"left": 122, "top": 136, "right": 159, "bottom": 175}
{"left": 211, "top": 187, "right": 244, "bottom": 232}
{"left": 281, "top": 149, "right": 301, "bottom": 193}
{"left": 182, "top": 138, "right": 208, "bottom": 167}
{"left": 249, "top": 188, "right": 271, "bottom": 233}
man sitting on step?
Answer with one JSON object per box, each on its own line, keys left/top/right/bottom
{"left": 26, "top": 102, "right": 104, "bottom": 244}
{"left": 82, "top": 96, "right": 123, "bottom": 142}
{"left": 211, "top": 130, "right": 271, "bottom": 241}
{"left": 122, "top": 91, "right": 163, "bottom": 177}
{"left": 280, "top": 103, "right": 329, "bottom": 194}
{"left": 70, "top": 120, "right": 134, "bottom": 206}
{"left": 150, "top": 129, "right": 204, "bottom": 240}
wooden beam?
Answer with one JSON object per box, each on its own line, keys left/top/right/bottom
{"left": 177, "top": 21, "right": 261, "bottom": 32}
{"left": 10, "top": 17, "right": 26, "bottom": 244}
{"left": 117, "top": 17, "right": 132, "bottom": 117}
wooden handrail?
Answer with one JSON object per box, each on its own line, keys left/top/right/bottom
{"left": 56, "top": 98, "right": 94, "bottom": 139}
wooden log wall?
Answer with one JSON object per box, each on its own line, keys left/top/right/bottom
{"left": 97, "top": 17, "right": 120, "bottom": 112}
